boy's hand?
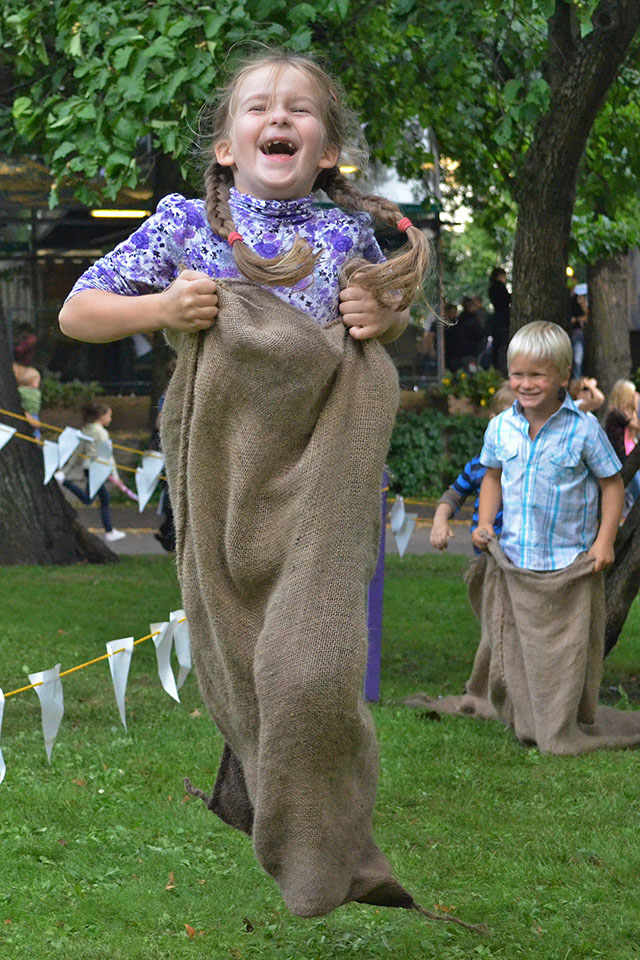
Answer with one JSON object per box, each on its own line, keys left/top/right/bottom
{"left": 160, "top": 269, "right": 218, "bottom": 332}
{"left": 339, "top": 285, "right": 407, "bottom": 342}
{"left": 471, "top": 524, "right": 495, "bottom": 551}
{"left": 587, "top": 537, "right": 615, "bottom": 572}
{"left": 430, "top": 520, "right": 454, "bottom": 550}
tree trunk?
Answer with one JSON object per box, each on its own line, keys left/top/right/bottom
{"left": 585, "top": 252, "right": 632, "bottom": 396}
{"left": 511, "top": 0, "right": 640, "bottom": 333}
{"left": 0, "top": 311, "right": 118, "bottom": 565}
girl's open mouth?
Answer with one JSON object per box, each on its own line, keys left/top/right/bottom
{"left": 261, "top": 139, "right": 297, "bottom": 156}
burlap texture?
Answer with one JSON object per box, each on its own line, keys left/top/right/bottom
{"left": 405, "top": 540, "right": 640, "bottom": 755}
{"left": 161, "top": 282, "right": 413, "bottom": 917}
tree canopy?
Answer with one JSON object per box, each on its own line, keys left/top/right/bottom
{"left": 1, "top": 0, "right": 638, "bottom": 263}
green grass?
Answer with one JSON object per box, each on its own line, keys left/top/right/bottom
{"left": 1, "top": 555, "right": 640, "bottom": 959}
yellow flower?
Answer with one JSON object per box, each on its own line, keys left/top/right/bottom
{"left": 460, "top": 372, "right": 466, "bottom": 379}
{"left": 480, "top": 398, "right": 487, "bottom": 406}
{"left": 442, "top": 378, "right": 450, "bottom": 386}
{"left": 488, "top": 387, "right": 495, "bottom": 395}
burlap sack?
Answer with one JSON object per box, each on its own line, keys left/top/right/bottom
{"left": 405, "top": 539, "right": 640, "bottom": 755}
{"left": 160, "top": 281, "right": 414, "bottom": 917}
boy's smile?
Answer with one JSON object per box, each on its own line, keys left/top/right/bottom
{"left": 509, "top": 354, "right": 569, "bottom": 424}
{"left": 215, "top": 64, "right": 339, "bottom": 200}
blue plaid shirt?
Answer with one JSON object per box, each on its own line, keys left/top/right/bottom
{"left": 450, "top": 455, "right": 503, "bottom": 553}
{"left": 480, "top": 393, "right": 621, "bottom": 571}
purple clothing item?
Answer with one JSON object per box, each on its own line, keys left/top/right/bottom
{"left": 67, "top": 190, "right": 385, "bottom": 327}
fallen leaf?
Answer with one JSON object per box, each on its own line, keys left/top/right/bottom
{"left": 433, "top": 904, "right": 456, "bottom": 913}
{"left": 198, "top": 879, "right": 207, "bottom": 885}
{"left": 4, "top": 919, "right": 12, "bottom": 925}
{"left": 190, "top": 708, "right": 202, "bottom": 718}
{"left": 58, "top": 838, "right": 67, "bottom": 846}
{"left": 167, "top": 795, "right": 173, "bottom": 802}
{"left": 182, "top": 794, "right": 190, "bottom": 803}
{"left": 166, "top": 871, "right": 176, "bottom": 891}
{"left": 71, "top": 778, "right": 86, "bottom": 787}
{"left": 185, "top": 924, "right": 196, "bottom": 940}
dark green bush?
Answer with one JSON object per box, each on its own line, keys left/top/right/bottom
{"left": 41, "top": 372, "right": 104, "bottom": 408}
{"left": 387, "top": 409, "right": 490, "bottom": 497}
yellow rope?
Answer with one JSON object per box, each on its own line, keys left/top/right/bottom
{"left": 3, "top": 619, "right": 186, "bottom": 699}
{"left": 0, "top": 406, "right": 162, "bottom": 459}
{"left": 5, "top": 423, "right": 166, "bottom": 478}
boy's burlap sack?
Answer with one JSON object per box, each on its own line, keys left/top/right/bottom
{"left": 405, "top": 540, "right": 640, "bottom": 755}
{"left": 160, "top": 282, "right": 411, "bottom": 917}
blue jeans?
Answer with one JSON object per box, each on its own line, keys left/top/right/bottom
{"left": 63, "top": 471, "right": 113, "bottom": 532}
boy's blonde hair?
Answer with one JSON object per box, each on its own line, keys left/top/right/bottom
{"left": 200, "top": 50, "right": 430, "bottom": 308}
{"left": 490, "top": 382, "right": 515, "bottom": 415}
{"left": 607, "top": 379, "right": 637, "bottom": 417}
{"left": 507, "top": 321, "right": 572, "bottom": 375}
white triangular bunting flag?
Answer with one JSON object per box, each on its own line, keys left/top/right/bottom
{"left": 389, "top": 495, "right": 406, "bottom": 534}
{"left": 0, "top": 423, "right": 16, "bottom": 452}
{"left": 170, "top": 610, "right": 191, "bottom": 690}
{"left": 150, "top": 622, "right": 179, "bottom": 702}
{"left": 394, "top": 513, "right": 417, "bottom": 558}
{"left": 28, "top": 664, "right": 64, "bottom": 763}
{"left": 57, "top": 426, "right": 83, "bottom": 470}
{"left": 43, "top": 440, "right": 59, "bottom": 485}
{"left": 106, "top": 637, "right": 134, "bottom": 731}
{"left": 0, "top": 689, "right": 5, "bottom": 784}
{"left": 135, "top": 452, "right": 164, "bottom": 512}
{"left": 88, "top": 440, "right": 113, "bottom": 498}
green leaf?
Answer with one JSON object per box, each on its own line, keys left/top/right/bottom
{"left": 288, "top": 26, "right": 312, "bottom": 52}
{"left": 203, "top": 12, "right": 225, "bottom": 37}
{"left": 12, "top": 96, "right": 32, "bottom": 118}
{"left": 167, "top": 17, "right": 196, "bottom": 38}
{"left": 537, "top": 0, "right": 555, "bottom": 17}
{"left": 503, "top": 78, "right": 521, "bottom": 105}
{"left": 68, "top": 32, "right": 83, "bottom": 58}
{"left": 147, "top": 36, "right": 175, "bottom": 59}
{"left": 113, "top": 46, "right": 135, "bottom": 71}
{"left": 289, "top": 3, "right": 318, "bottom": 26}
{"left": 51, "top": 141, "right": 76, "bottom": 162}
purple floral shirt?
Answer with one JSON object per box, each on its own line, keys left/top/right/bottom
{"left": 67, "top": 190, "right": 385, "bottom": 327}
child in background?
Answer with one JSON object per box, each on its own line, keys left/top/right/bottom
{"left": 57, "top": 401, "right": 126, "bottom": 543}
{"left": 430, "top": 382, "right": 514, "bottom": 552}
{"left": 15, "top": 366, "right": 42, "bottom": 439}
{"left": 58, "top": 52, "right": 439, "bottom": 921}
{"left": 604, "top": 378, "right": 640, "bottom": 516}
{"left": 569, "top": 376, "right": 605, "bottom": 414}
{"left": 471, "top": 322, "right": 626, "bottom": 754}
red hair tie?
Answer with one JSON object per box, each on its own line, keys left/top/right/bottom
{"left": 228, "top": 230, "right": 243, "bottom": 246}
{"left": 397, "top": 217, "right": 413, "bottom": 232}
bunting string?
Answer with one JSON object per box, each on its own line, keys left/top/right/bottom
{"left": 4, "top": 427, "right": 147, "bottom": 477}
{"left": 0, "top": 613, "right": 190, "bottom": 781}
{"left": 3, "top": 621, "right": 184, "bottom": 699}
{"left": 0, "top": 406, "right": 163, "bottom": 458}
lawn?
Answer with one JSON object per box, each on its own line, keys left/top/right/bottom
{"left": 1, "top": 554, "right": 639, "bottom": 959}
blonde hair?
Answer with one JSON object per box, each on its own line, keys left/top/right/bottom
{"left": 490, "top": 382, "right": 515, "bottom": 415}
{"left": 200, "top": 51, "right": 430, "bottom": 309}
{"left": 608, "top": 379, "right": 637, "bottom": 417}
{"left": 507, "top": 321, "right": 572, "bottom": 375}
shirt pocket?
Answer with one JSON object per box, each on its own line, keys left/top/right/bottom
{"left": 549, "top": 445, "right": 583, "bottom": 486}
{"left": 496, "top": 442, "right": 521, "bottom": 484}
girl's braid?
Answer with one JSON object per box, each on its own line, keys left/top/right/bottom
{"left": 323, "top": 169, "right": 403, "bottom": 227}
{"left": 322, "top": 168, "right": 431, "bottom": 311}
{"left": 203, "top": 160, "right": 235, "bottom": 239}
{"left": 202, "top": 159, "right": 319, "bottom": 287}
